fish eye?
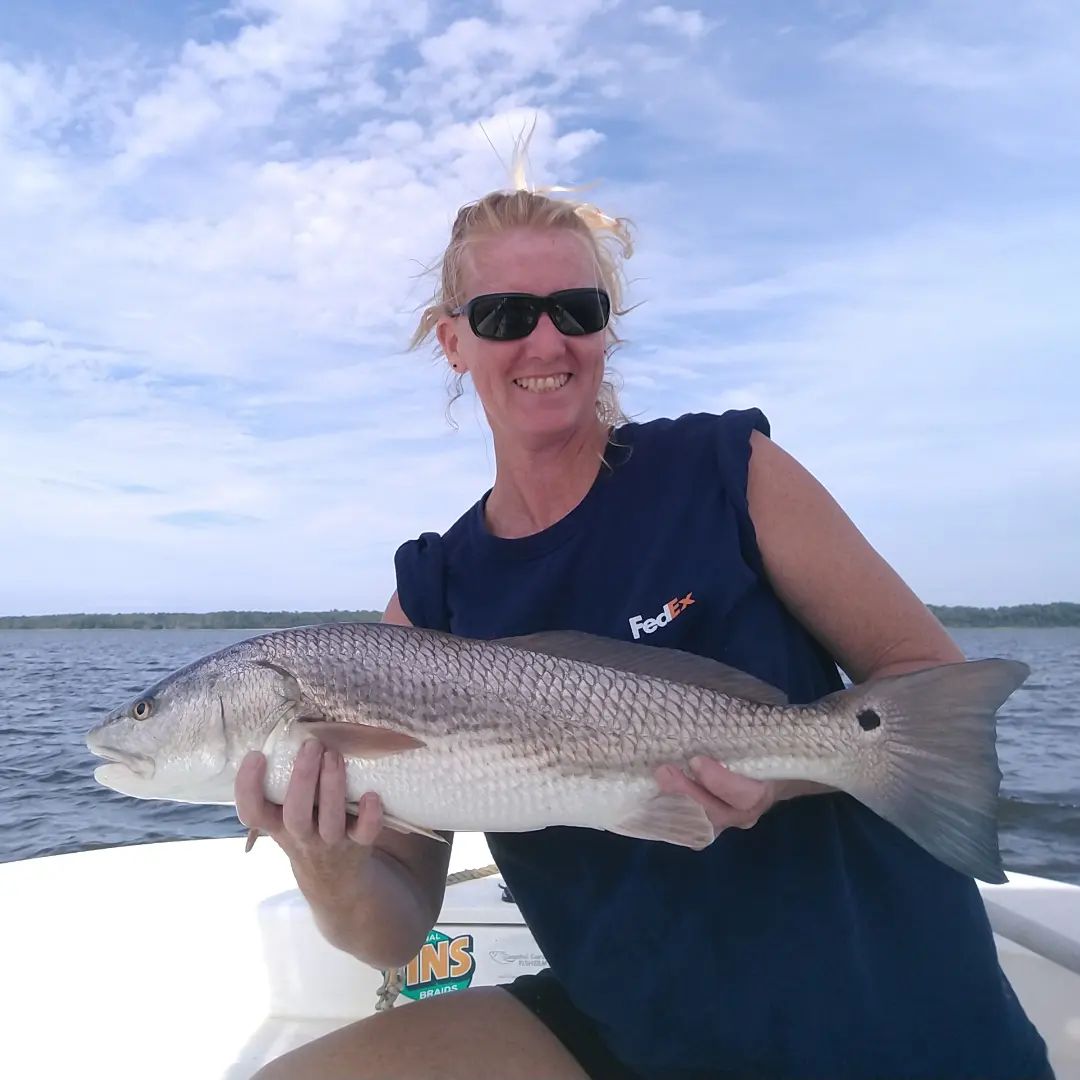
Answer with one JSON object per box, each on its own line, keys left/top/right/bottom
{"left": 132, "top": 699, "right": 153, "bottom": 721}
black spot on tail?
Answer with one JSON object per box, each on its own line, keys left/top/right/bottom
{"left": 857, "top": 708, "right": 881, "bottom": 731}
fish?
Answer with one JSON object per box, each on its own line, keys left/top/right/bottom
{"left": 84, "top": 622, "right": 1029, "bottom": 883}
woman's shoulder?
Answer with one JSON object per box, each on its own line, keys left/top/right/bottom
{"left": 392, "top": 500, "right": 482, "bottom": 630}
{"left": 394, "top": 494, "right": 482, "bottom": 557}
{"left": 622, "top": 407, "right": 771, "bottom": 447}
{"left": 618, "top": 409, "right": 771, "bottom": 490}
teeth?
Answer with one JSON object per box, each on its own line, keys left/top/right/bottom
{"left": 514, "top": 374, "right": 571, "bottom": 393}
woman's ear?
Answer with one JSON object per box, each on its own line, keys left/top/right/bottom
{"left": 436, "top": 318, "right": 467, "bottom": 375}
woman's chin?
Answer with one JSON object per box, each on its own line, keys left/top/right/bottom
{"left": 511, "top": 399, "right": 595, "bottom": 440}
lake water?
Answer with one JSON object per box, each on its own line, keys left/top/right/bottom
{"left": 1, "top": 627, "right": 1077, "bottom": 882}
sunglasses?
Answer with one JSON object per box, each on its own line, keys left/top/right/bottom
{"left": 448, "top": 288, "right": 611, "bottom": 341}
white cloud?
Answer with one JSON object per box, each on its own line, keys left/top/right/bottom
{"left": 828, "top": 34, "right": 1009, "bottom": 92}
{"left": 115, "top": 69, "right": 228, "bottom": 172}
{"left": 825, "top": 1, "right": 1080, "bottom": 155}
{"left": 110, "top": 0, "right": 429, "bottom": 174}
{"left": 0, "top": 60, "right": 64, "bottom": 135}
{"left": 493, "top": 0, "right": 616, "bottom": 20}
{"left": 640, "top": 5, "right": 712, "bottom": 39}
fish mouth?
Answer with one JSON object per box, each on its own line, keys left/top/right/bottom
{"left": 86, "top": 736, "right": 156, "bottom": 780}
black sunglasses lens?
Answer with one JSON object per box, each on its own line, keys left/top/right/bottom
{"left": 467, "top": 290, "right": 611, "bottom": 340}
{"left": 471, "top": 296, "right": 541, "bottom": 340}
{"left": 551, "top": 290, "right": 610, "bottom": 335}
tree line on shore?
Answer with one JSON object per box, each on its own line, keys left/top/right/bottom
{"left": 926, "top": 602, "right": 1079, "bottom": 627}
{"left": 0, "top": 609, "right": 382, "bottom": 629}
{"left": 0, "top": 603, "right": 1078, "bottom": 629}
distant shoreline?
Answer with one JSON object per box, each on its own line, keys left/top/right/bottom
{"left": 1, "top": 603, "right": 1078, "bottom": 629}
{"left": 926, "top": 603, "right": 1080, "bottom": 628}
{"left": 0, "top": 610, "right": 381, "bottom": 630}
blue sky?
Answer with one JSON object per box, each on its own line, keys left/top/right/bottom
{"left": 1, "top": 0, "right": 1077, "bottom": 616}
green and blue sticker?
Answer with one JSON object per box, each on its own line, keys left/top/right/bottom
{"left": 401, "top": 929, "right": 476, "bottom": 1000}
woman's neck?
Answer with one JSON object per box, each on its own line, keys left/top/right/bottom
{"left": 484, "top": 421, "right": 610, "bottom": 539}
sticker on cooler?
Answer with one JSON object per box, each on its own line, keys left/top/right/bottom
{"left": 487, "top": 949, "right": 546, "bottom": 971}
{"left": 401, "top": 930, "right": 476, "bottom": 999}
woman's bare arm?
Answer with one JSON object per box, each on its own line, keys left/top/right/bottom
{"left": 657, "top": 430, "right": 964, "bottom": 824}
{"left": 234, "top": 591, "right": 453, "bottom": 969}
{"left": 745, "top": 429, "right": 964, "bottom": 682}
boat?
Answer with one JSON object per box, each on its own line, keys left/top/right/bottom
{"left": 1, "top": 833, "right": 1077, "bottom": 1079}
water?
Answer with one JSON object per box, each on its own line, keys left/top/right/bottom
{"left": 0, "top": 627, "right": 1077, "bottom": 882}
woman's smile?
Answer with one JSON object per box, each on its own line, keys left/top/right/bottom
{"left": 513, "top": 372, "right": 572, "bottom": 393}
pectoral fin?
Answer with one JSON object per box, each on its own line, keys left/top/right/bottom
{"left": 610, "top": 794, "right": 716, "bottom": 850}
{"left": 383, "top": 815, "right": 450, "bottom": 844}
{"left": 298, "top": 720, "right": 426, "bottom": 758}
{"left": 342, "top": 803, "right": 447, "bottom": 844}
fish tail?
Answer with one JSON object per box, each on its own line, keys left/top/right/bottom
{"left": 839, "top": 658, "right": 1029, "bottom": 884}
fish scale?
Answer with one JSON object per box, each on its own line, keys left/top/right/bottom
{"left": 86, "top": 621, "right": 1030, "bottom": 883}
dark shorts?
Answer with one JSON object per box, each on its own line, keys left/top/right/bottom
{"left": 501, "top": 970, "right": 641, "bottom": 1079}
{"left": 501, "top": 970, "right": 1058, "bottom": 1080}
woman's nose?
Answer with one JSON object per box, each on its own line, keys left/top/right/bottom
{"left": 524, "top": 312, "right": 567, "bottom": 356}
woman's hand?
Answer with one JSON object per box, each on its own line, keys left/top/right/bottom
{"left": 655, "top": 757, "right": 777, "bottom": 832}
{"left": 654, "top": 758, "right": 830, "bottom": 834}
{"left": 235, "top": 740, "right": 382, "bottom": 900}
{"left": 235, "top": 740, "right": 453, "bottom": 969}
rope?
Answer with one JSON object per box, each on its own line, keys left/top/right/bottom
{"left": 444, "top": 862, "right": 500, "bottom": 887}
{"left": 376, "top": 864, "right": 502, "bottom": 1011}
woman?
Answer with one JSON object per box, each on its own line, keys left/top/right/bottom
{"left": 239, "top": 183, "right": 1052, "bottom": 1078}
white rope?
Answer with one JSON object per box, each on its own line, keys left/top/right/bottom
{"left": 444, "top": 862, "right": 500, "bottom": 887}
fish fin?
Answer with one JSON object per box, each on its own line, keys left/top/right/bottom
{"left": 245, "top": 828, "right": 260, "bottom": 853}
{"left": 298, "top": 719, "right": 426, "bottom": 757}
{"left": 836, "top": 658, "right": 1029, "bottom": 885}
{"left": 383, "top": 815, "right": 450, "bottom": 844}
{"left": 255, "top": 659, "right": 305, "bottom": 701}
{"left": 254, "top": 660, "right": 327, "bottom": 723}
{"left": 497, "top": 631, "right": 788, "bottom": 704}
{"left": 610, "top": 793, "right": 717, "bottom": 850}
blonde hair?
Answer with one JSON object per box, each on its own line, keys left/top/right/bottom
{"left": 409, "top": 125, "right": 636, "bottom": 428}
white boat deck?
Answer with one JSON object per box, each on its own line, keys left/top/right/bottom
{"left": 1, "top": 837, "right": 1077, "bottom": 1079}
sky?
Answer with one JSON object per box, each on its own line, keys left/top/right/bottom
{"left": 1, "top": 0, "right": 1077, "bottom": 616}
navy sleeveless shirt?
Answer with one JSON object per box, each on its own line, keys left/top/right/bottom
{"left": 394, "top": 410, "right": 1049, "bottom": 1080}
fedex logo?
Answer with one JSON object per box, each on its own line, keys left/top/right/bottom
{"left": 628, "top": 593, "right": 695, "bottom": 640}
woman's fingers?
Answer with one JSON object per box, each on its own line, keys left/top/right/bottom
{"left": 656, "top": 763, "right": 735, "bottom": 825}
{"left": 317, "top": 749, "right": 348, "bottom": 845}
{"left": 655, "top": 758, "right": 775, "bottom": 831}
{"left": 282, "top": 738, "right": 323, "bottom": 839}
{"left": 235, "top": 751, "right": 283, "bottom": 835}
{"left": 237, "top": 741, "right": 382, "bottom": 854}
{"left": 347, "top": 792, "right": 385, "bottom": 847}
{"left": 688, "top": 757, "right": 773, "bottom": 816}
